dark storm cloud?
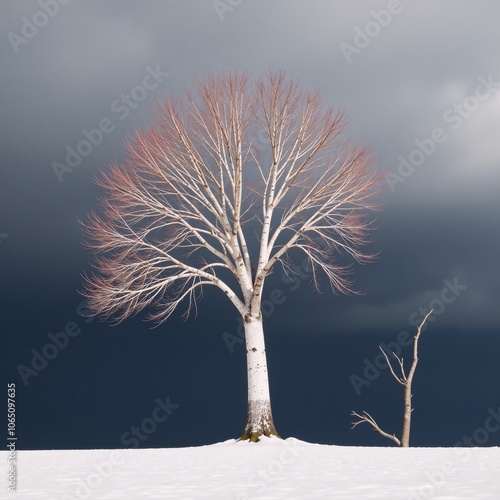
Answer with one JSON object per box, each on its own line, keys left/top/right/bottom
{"left": 2, "top": 0, "right": 499, "bottom": 324}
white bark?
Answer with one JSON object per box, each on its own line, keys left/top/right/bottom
{"left": 240, "top": 317, "right": 278, "bottom": 441}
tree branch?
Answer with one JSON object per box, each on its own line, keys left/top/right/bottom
{"left": 350, "top": 411, "right": 401, "bottom": 447}
{"left": 379, "top": 347, "right": 405, "bottom": 385}
{"left": 406, "top": 309, "right": 433, "bottom": 388}
{"left": 83, "top": 69, "right": 380, "bottom": 328}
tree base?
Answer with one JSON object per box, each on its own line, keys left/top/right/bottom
{"left": 239, "top": 400, "right": 281, "bottom": 442}
{"left": 239, "top": 429, "right": 281, "bottom": 443}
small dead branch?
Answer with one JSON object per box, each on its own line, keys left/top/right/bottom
{"left": 351, "top": 410, "right": 401, "bottom": 446}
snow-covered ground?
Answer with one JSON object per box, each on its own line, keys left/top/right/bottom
{"left": 3, "top": 438, "right": 500, "bottom": 499}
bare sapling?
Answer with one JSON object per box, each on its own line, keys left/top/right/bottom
{"left": 351, "top": 310, "right": 433, "bottom": 447}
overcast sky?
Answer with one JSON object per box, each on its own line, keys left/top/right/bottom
{"left": 1, "top": 1, "right": 500, "bottom": 451}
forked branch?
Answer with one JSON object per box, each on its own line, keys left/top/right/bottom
{"left": 351, "top": 411, "right": 401, "bottom": 446}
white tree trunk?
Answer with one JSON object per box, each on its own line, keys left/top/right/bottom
{"left": 240, "top": 316, "right": 279, "bottom": 441}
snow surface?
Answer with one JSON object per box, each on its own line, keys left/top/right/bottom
{"left": 3, "top": 438, "right": 500, "bottom": 499}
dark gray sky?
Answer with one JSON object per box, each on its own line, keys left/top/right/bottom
{"left": 1, "top": 1, "right": 499, "bottom": 450}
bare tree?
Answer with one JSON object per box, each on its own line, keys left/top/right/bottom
{"left": 82, "top": 69, "right": 381, "bottom": 442}
{"left": 351, "top": 310, "right": 433, "bottom": 447}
